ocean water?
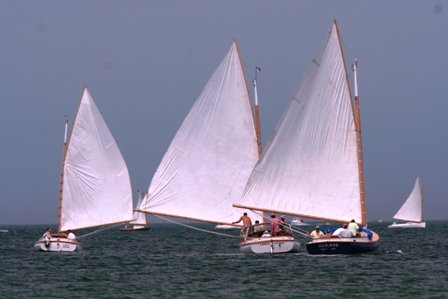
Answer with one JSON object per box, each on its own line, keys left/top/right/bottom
{"left": 0, "top": 221, "right": 447, "bottom": 298}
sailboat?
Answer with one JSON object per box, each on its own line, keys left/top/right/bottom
{"left": 388, "top": 177, "right": 426, "bottom": 228}
{"left": 234, "top": 20, "right": 379, "bottom": 255}
{"left": 290, "top": 218, "right": 309, "bottom": 226}
{"left": 34, "top": 88, "right": 134, "bottom": 252}
{"left": 120, "top": 190, "right": 151, "bottom": 231}
{"left": 137, "top": 41, "right": 263, "bottom": 238}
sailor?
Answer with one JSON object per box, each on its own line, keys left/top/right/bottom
{"left": 42, "top": 227, "right": 52, "bottom": 247}
{"left": 310, "top": 225, "right": 324, "bottom": 238}
{"left": 232, "top": 212, "right": 252, "bottom": 236}
{"left": 347, "top": 219, "right": 360, "bottom": 237}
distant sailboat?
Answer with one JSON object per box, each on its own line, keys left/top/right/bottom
{"left": 234, "top": 20, "right": 379, "bottom": 255}
{"left": 138, "top": 41, "right": 262, "bottom": 231}
{"left": 388, "top": 177, "right": 426, "bottom": 228}
{"left": 121, "top": 190, "right": 150, "bottom": 231}
{"left": 34, "top": 88, "right": 134, "bottom": 252}
{"left": 290, "top": 218, "right": 309, "bottom": 226}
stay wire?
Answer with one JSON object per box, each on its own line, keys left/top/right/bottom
{"left": 153, "top": 214, "right": 241, "bottom": 239}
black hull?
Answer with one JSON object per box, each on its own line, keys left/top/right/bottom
{"left": 306, "top": 231, "right": 380, "bottom": 255}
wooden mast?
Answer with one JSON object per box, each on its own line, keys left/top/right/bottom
{"left": 252, "top": 66, "right": 266, "bottom": 221}
{"left": 419, "top": 177, "right": 424, "bottom": 222}
{"left": 334, "top": 19, "right": 367, "bottom": 225}
{"left": 233, "top": 40, "right": 265, "bottom": 222}
{"left": 253, "top": 67, "right": 262, "bottom": 158}
{"left": 57, "top": 119, "right": 69, "bottom": 233}
{"left": 352, "top": 57, "right": 367, "bottom": 226}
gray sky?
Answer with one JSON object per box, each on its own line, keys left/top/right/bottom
{"left": 1, "top": 1, "right": 447, "bottom": 225}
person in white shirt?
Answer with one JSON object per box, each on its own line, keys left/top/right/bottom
{"left": 310, "top": 226, "right": 324, "bottom": 238}
{"left": 332, "top": 223, "right": 352, "bottom": 238}
{"left": 67, "top": 230, "right": 77, "bottom": 241}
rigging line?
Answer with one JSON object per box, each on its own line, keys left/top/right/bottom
{"left": 249, "top": 209, "right": 312, "bottom": 238}
{"left": 77, "top": 223, "right": 122, "bottom": 239}
{"left": 153, "top": 214, "right": 240, "bottom": 239}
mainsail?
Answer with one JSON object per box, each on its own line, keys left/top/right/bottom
{"left": 234, "top": 21, "right": 366, "bottom": 225}
{"left": 393, "top": 177, "right": 424, "bottom": 223}
{"left": 60, "top": 88, "right": 133, "bottom": 232}
{"left": 139, "top": 41, "right": 261, "bottom": 225}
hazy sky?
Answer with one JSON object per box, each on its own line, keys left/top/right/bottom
{"left": 1, "top": 1, "right": 447, "bottom": 225}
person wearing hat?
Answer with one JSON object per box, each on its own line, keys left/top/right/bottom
{"left": 310, "top": 225, "right": 324, "bottom": 238}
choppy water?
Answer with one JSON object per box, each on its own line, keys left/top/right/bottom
{"left": 0, "top": 221, "right": 447, "bottom": 298}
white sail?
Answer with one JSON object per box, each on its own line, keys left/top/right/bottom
{"left": 129, "top": 191, "right": 148, "bottom": 226}
{"left": 393, "top": 177, "right": 423, "bottom": 223}
{"left": 234, "top": 23, "right": 364, "bottom": 224}
{"left": 139, "top": 41, "right": 261, "bottom": 225}
{"left": 60, "top": 88, "right": 133, "bottom": 231}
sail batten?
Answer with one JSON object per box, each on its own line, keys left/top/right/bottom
{"left": 139, "top": 42, "right": 261, "bottom": 225}
{"left": 234, "top": 22, "right": 363, "bottom": 224}
{"left": 60, "top": 88, "right": 133, "bottom": 232}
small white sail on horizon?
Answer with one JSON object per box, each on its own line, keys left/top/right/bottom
{"left": 389, "top": 177, "right": 426, "bottom": 228}
{"left": 138, "top": 41, "right": 261, "bottom": 226}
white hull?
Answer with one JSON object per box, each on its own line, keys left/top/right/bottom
{"left": 240, "top": 236, "right": 300, "bottom": 254}
{"left": 290, "top": 219, "right": 309, "bottom": 226}
{"left": 34, "top": 237, "right": 81, "bottom": 252}
{"left": 388, "top": 222, "right": 426, "bottom": 228}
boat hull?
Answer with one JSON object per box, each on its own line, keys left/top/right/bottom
{"left": 34, "top": 237, "right": 81, "bottom": 252}
{"left": 290, "top": 219, "right": 309, "bottom": 226}
{"left": 240, "top": 236, "right": 300, "bottom": 254}
{"left": 388, "top": 222, "right": 426, "bottom": 228}
{"left": 306, "top": 232, "right": 379, "bottom": 255}
{"left": 120, "top": 225, "right": 150, "bottom": 231}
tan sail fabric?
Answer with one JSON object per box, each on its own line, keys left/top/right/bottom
{"left": 140, "top": 42, "right": 261, "bottom": 224}
{"left": 61, "top": 88, "right": 133, "bottom": 231}
{"left": 235, "top": 23, "right": 363, "bottom": 223}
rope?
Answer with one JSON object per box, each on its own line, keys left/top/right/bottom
{"left": 153, "top": 214, "right": 240, "bottom": 239}
{"left": 249, "top": 210, "right": 313, "bottom": 239}
{"left": 77, "top": 223, "right": 123, "bottom": 239}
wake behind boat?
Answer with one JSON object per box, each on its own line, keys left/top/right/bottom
{"left": 234, "top": 20, "right": 379, "bottom": 255}
{"left": 34, "top": 88, "right": 134, "bottom": 252}
{"left": 388, "top": 177, "right": 426, "bottom": 228}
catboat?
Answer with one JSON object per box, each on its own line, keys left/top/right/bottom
{"left": 234, "top": 20, "right": 379, "bottom": 255}
{"left": 121, "top": 190, "right": 151, "bottom": 231}
{"left": 239, "top": 222, "right": 300, "bottom": 254}
{"left": 137, "top": 41, "right": 263, "bottom": 238}
{"left": 34, "top": 88, "right": 134, "bottom": 252}
{"left": 388, "top": 177, "right": 426, "bottom": 228}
